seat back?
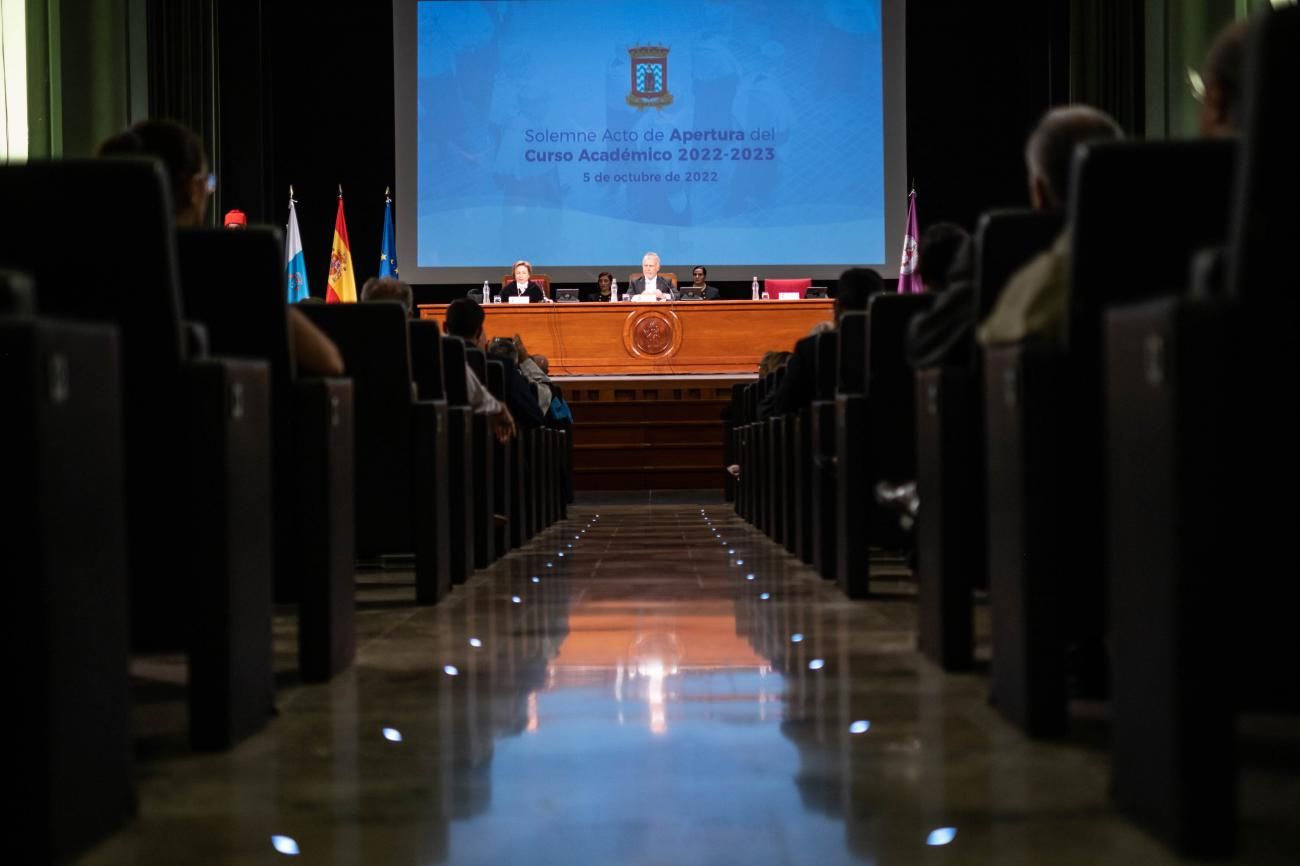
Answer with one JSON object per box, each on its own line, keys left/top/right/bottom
{"left": 836, "top": 311, "right": 868, "bottom": 396}
{"left": 813, "top": 331, "right": 839, "bottom": 401}
{"left": 1228, "top": 5, "right": 1300, "bottom": 306}
{"left": 409, "top": 319, "right": 446, "bottom": 401}
{"left": 765, "top": 278, "right": 813, "bottom": 299}
{"left": 1068, "top": 139, "right": 1237, "bottom": 359}
{"left": 865, "top": 294, "right": 934, "bottom": 486}
{"left": 298, "top": 303, "right": 415, "bottom": 555}
{"left": 0, "top": 159, "right": 186, "bottom": 375}
{"left": 441, "top": 336, "right": 471, "bottom": 407}
{"left": 465, "top": 346, "right": 489, "bottom": 384}
{"left": 866, "top": 294, "right": 935, "bottom": 379}
{"left": 177, "top": 227, "right": 294, "bottom": 386}
{"left": 0, "top": 159, "right": 191, "bottom": 595}
{"left": 500, "top": 273, "right": 552, "bottom": 299}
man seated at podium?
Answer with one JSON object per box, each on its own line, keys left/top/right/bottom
{"left": 508, "top": 260, "right": 547, "bottom": 303}
{"left": 629, "top": 251, "right": 676, "bottom": 301}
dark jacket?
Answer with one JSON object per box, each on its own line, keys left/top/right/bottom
{"left": 507, "top": 280, "right": 547, "bottom": 303}
{"left": 488, "top": 350, "right": 546, "bottom": 429}
{"left": 905, "top": 239, "right": 977, "bottom": 370}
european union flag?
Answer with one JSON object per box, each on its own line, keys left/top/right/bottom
{"left": 379, "top": 189, "right": 398, "bottom": 279}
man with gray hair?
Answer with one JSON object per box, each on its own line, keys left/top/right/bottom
{"left": 978, "top": 104, "right": 1124, "bottom": 347}
{"left": 629, "top": 251, "right": 677, "bottom": 300}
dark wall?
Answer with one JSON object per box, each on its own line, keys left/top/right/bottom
{"left": 263, "top": 0, "right": 397, "bottom": 301}
{"left": 905, "top": 0, "right": 1068, "bottom": 233}
{"left": 188, "top": 0, "right": 1066, "bottom": 301}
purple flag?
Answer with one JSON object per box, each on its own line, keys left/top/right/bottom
{"left": 897, "top": 189, "right": 923, "bottom": 293}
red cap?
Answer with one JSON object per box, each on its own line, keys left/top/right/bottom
{"left": 223, "top": 209, "right": 247, "bottom": 227}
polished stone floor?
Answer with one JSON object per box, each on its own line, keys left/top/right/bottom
{"left": 83, "top": 505, "right": 1298, "bottom": 864}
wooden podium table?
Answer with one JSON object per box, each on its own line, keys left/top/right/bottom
{"left": 416, "top": 299, "right": 833, "bottom": 375}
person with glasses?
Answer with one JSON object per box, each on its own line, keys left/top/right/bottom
{"left": 97, "top": 119, "right": 344, "bottom": 377}
{"left": 98, "top": 120, "right": 216, "bottom": 228}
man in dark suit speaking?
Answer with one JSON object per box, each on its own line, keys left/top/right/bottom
{"left": 629, "top": 251, "right": 676, "bottom": 301}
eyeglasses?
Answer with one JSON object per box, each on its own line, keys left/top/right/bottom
{"left": 202, "top": 172, "right": 217, "bottom": 193}
{"left": 1185, "top": 67, "right": 1206, "bottom": 104}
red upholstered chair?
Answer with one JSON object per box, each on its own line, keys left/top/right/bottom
{"left": 764, "top": 278, "right": 813, "bottom": 299}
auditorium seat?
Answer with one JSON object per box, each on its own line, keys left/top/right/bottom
{"left": 408, "top": 319, "right": 457, "bottom": 584}
{"left": 2, "top": 275, "right": 135, "bottom": 863}
{"left": 810, "top": 331, "right": 839, "bottom": 581}
{"left": 982, "top": 137, "right": 1237, "bottom": 738}
{"left": 835, "top": 294, "right": 933, "bottom": 598}
{"left": 764, "top": 278, "right": 813, "bottom": 299}
{"left": 913, "top": 209, "right": 1061, "bottom": 671}
{"left": 465, "top": 347, "right": 497, "bottom": 568}
{"left": 1103, "top": 7, "right": 1300, "bottom": 856}
{"left": 439, "top": 335, "right": 477, "bottom": 583}
{"left": 486, "top": 358, "right": 513, "bottom": 556}
{"left": 177, "top": 228, "right": 357, "bottom": 682}
{"left": 0, "top": 158, "right": 275, "bottom": 752}
{"left": 299, "top": 302, "right": 450, "bottom": 603}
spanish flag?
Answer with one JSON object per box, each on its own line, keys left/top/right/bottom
{"left": 326, "top": 188, "right": 356, "bottom": 303}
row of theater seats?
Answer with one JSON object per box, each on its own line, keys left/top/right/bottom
{"left": 0, "top": 161, "right": 570, "bottom": 862}
{"left": 728, "top": 8, "right": 1298, "bottom": 858}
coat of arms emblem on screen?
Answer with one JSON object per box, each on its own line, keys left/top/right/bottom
{"left": 627, "top": 46, "right": 673, "bottom": 109}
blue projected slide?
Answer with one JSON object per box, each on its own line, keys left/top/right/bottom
{"left": 415, "top": 0, "right": 884, "bottom": 268}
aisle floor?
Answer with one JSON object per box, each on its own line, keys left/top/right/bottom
{"left": 82, "top": 505, "right": 1299, "bottom": 865}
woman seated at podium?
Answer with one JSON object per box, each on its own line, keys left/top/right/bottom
{"left": 580, "top": 271, "right": 615, "bottom": 302}
{"left": 687, "top": 266, "right": 721, "bottom": 300}
{"left": 507, "top": 260, "right": 547, "bottom": 303}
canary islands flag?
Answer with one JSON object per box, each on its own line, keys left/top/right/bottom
{"left": 326, "top": 189, "right": 356, "bottom": 303}
{"left": 284, "top": 189, "right": 309, "bottom": 303}
{"left": 379, "top": 188, "right": 398, "bottom": 279}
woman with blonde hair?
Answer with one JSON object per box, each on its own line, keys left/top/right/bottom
{"left": 508, "top": 260, "right": 547, "bottom": 302}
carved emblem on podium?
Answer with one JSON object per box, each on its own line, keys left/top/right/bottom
{"left": 623, "top": 309, "right": 683, "bottom": 360}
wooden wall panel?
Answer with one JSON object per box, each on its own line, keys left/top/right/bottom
{"left": 562, "top": 376, "right": 749, "bottom": 491}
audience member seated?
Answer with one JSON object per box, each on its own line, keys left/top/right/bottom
{"left": 755, "top": 350, "right": 794, "bottom": 419}
{"left": 629, "top": 251, "right": 676, "bottom": 301}
{"left": 443, "top": 298, "right": 516, "bottom": 442}
{"left": 685, "top": 266, "right": 721, "bottom": 300}
{"left": 98, "top": 119, "right": 344, "bottom": 377}
{"left": 361, "top": 276, "right": 415, "bottom": 317}
{"left": 506, "top": 260, "right": 547, "bottom": 303}
{"left": 916, "top": 223, "right": 970, "bottom": 294}
{"left": 766, "top": 268, "right": 882, "bottom": 418}
{"left": 905, "top": 241, "right": 976, "bottom": 370}
{"left": 489, "top": 334, "right": 552, "bottom": 417}
{"left": 1197, "top": 19, "right": 1248, "bottom": 138}
{"left": 968, "top": 106, "right": 1123, "bottom": 348}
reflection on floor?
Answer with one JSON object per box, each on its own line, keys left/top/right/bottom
{"left": 83, "top": 506, "right": 1299, "bottom": 865}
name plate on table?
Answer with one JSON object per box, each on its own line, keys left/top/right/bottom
{"left": 507, "top": 295, "right": 531, "bottom": 304}
{"left": 778, "top": 292, "right": 802, "bottom": 300}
